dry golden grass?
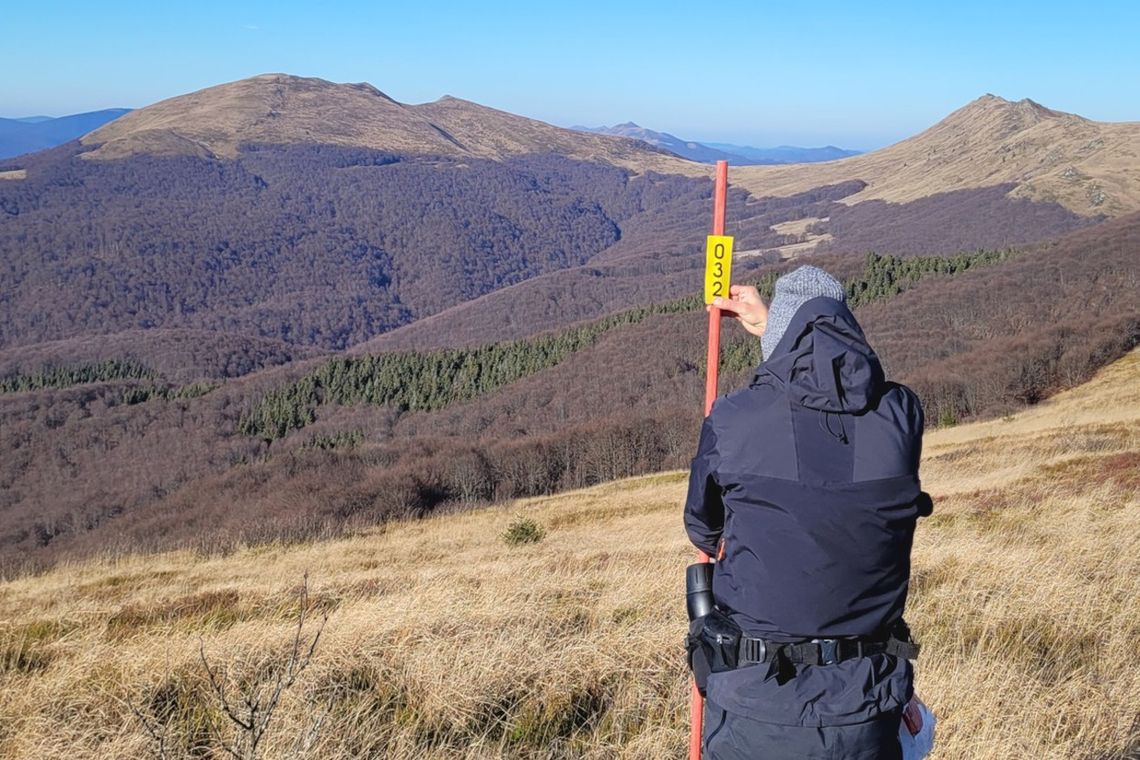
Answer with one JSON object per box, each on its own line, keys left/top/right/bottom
{"left": 729, "top": 96, "right": 1140, "bottom": 217}
{"left": 2, "top": 351, "right": 1139, "bottom": 759}
{"left": 75, "top": 81, "right": 1140, "bottom": 220}
{"left": 79, "top": 74, "right": 697, "bottom": 178}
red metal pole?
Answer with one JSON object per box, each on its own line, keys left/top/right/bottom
{"left": 690, "top": 159, "right": 728, "bottom": 760}
{"left": 705, "top": 160, "right": 728, "bottom": 415}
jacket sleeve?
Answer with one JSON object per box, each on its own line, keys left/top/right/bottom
{"left": 684, "top": 416, "right": 724, "bottom": 556}
{"left": 907, "top": 386, "right": 933, "bottom": 517}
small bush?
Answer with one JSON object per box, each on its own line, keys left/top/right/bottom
{"left": 501, "top": 516, "right": 546, "bottom": 546}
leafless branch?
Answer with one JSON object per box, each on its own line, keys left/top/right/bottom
{"left": 196, "top": 574, "right": 328, "bottom": 760}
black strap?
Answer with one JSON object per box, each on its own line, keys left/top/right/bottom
{"left": 885, "top": 637, "right": 920, "bottom": 660}
{"left": 739, "top": 633, "right": 919, "bottom": 666}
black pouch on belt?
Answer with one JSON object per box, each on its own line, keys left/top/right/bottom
{"left": 685, "top": 608, "right": 741, "bottom": 697}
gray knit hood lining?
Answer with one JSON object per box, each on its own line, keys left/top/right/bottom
{"left": 760, "top": 265, "right": 847, "bottom": 360}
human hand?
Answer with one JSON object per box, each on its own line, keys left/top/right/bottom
{"left": 710, "top": 284, "right": 768, "bottom": 338}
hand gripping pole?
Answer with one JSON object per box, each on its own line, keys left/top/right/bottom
{"left": 690, "top": 159, "right": 728, "bottom": 760}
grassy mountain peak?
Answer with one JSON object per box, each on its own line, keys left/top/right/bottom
{"left": 79, "top": 73, "right": 695, "bottom": 172}
{"left": 729, "top": 93, "right": 1140, "bottom": 216}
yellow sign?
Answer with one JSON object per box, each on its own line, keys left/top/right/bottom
{"left": 704, "top": 235, "right": 734, "bottom": 304}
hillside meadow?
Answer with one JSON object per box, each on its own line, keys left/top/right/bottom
{"left": 1, "top": 350, "right": 1139, "bottom": 759}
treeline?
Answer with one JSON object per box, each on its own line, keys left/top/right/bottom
{"left": 238, "top": 298, "right": 699, "bottom": 441}
{"left": 0, "top": 358, "right": 219, "bottom": 405}
{"left": 715, "top": 249, "right": 1018, "bottom": 375}
{"left": 0, "top": 360, "right": 155, "bottom": 393}
{"left": 119, "top": 381, "right": 218, "bottom": 405}
{"left": 845, "top": 249, "right": 1015, "bottom": 306}
{"left": 0, "top": 330, "right": 323, "bottom": 386}
{"left": 862, "top": 215, "right": 1140, "bottom": 424}
{"left": 241, "top": 249, "right": 1017, "bottom": 442}
{"left": 720, "top": 249, "right": 1019, "bottom": 371}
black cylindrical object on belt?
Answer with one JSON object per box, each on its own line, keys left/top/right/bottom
{"left": 686, "top": 562, "right": 715, "bottom": 621}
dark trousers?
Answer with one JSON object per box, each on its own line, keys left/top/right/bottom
{"left": 703, "top": 700, "right": 903, "bottom": 760}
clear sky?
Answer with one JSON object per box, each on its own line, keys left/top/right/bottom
{"left": 4, "top": 0, "right": 1138, "bottom": 149}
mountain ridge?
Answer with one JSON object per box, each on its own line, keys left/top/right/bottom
{"left": 573, "top": 122, "right": 744, "bottom": 163}
{"left": 727, "top": 94, "right": 1140, "bottom": 216}
{"left": 60, "top": 77, "right": 1140, "bottom": 217}
{"left": 79, "top": 74, "right": 694, "bottom": 175}
{"left": 0, "top": 108, "right": 130, "bottom": 159}
{"left": 576, "top": 122, "right": 862, "bottom": 165}
{"left": 702, "top": 142, "right": 862, "bottom": 164}
{"left": 0, "top": 77, "right": 1128, "bottom": 360}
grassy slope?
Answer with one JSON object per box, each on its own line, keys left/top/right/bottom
{"left": 2, "top": 351, "right": 1139, "bottom": 759}
{"left": 728, "top": 95, "right": 1140, "bottom": 217}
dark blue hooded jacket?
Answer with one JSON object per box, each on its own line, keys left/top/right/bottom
{"left": 685, "top": 297, "right": 927, "bottom": 749}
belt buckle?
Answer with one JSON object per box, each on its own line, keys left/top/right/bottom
{"left": 813, "top": 638, "right": 839, "bottom": 665}
{"left": 742, "top": 637, "right": 767, "bottom": 664}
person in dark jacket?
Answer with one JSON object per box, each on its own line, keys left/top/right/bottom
{"left": 685, "top": 265, "right": 928, "bottom": 760}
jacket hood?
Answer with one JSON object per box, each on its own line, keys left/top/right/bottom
{"left": 755, "top": 296, "right": 884, "bottom": 413}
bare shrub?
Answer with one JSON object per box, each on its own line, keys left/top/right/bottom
{"left": 129, "top": 578, "right": 328, "bottom": 760}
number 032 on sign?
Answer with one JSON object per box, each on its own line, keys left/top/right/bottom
{"left": 704, "top": 235, "right": 734, "bottom": 305}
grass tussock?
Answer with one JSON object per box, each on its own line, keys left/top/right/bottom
{"left": 0, "top": 350, "right": 1139, "bottom": 759}
{"left": 0, "top": 619, "right": 74, "bottom": 675}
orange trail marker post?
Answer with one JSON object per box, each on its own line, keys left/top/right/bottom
{"left": 690, "top": 159, "right": 730, "bottom": 759}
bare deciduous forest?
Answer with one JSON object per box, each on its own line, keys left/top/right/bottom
{"left": 1, "top": 207, "right": 1136, "bottom": 574}
{"left": 1, "top": 143, "right": 1091, "bottom": 353}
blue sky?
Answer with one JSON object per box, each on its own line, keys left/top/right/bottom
{"left": 4, "top": 1, "right": 1138, "bottom": 149}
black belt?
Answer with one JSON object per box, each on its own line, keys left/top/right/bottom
{"left": 739, "top": 634, "right": 919, "bottom": 667}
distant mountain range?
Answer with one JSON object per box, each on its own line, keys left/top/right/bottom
{"left": 573, "top": 122, "right": 861, "bottom": 165}
{"left": 703, "top": 142, "right": 862, "bottom": 164}
{"left": 0, "top": 108, "right": 130, "bottom": 159}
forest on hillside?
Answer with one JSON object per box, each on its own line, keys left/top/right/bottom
{"left": 1, "top": 143, "right": 1093, "bottom": 354}
{"left": 0, "top": 329, "right": 324, "bottom": 384}
{"left": 2, "top": 215, "right": 1137, "bottom": 575}
{"left": 0, "top": 146, "right": 707, "bottom": 349}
